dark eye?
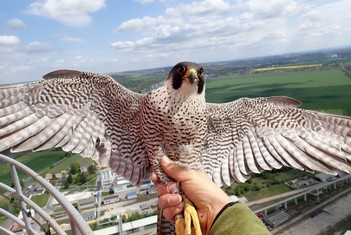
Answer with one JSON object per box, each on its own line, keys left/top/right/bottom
{"left": 177, "top": 65, "right": 186, "bottom": 74}
{"left": 199, "top": 68, "right": 204, "bottom": 75}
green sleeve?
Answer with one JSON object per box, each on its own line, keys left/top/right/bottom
{"left": 209, "top": 203, "right": 271, "bottom": 235}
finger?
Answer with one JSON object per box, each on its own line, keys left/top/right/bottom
{"left": 155, "top": 182, "right": 168, "bottom": 196}
{"left": 160, "top": 156, "right": 192, "bottom": 182}
{"left": 158, "top": 194, "right": 182, "bottom": 209}
{"left": 151, "top": 172, "right": 159, "bottom": 184}
{"left": 163, "top": 203, "right": 184, "bottom": 222}
{"left": 155, "top": 182, "right": 177, "bottom": 196}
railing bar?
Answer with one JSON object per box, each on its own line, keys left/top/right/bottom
{"left": 9, "top": 164, "right": 33, "bottom": 235}
{"left": 0, "top": 207, "right": 45, "bottom": 235}
{"left": 0, "top": 207, "right": 26, "bottom": 226}
{"left": 0, "top": 226, "right": 17, "bottom": 235}
{"left": 0, "top": 154, "right": 94, "bottom": 235}
{"left": 1, "top": 174, "right": 66, "bottom": 235}
{"left": 23, "top": 196, "right": 66, "bottom": 235}
{"left": 0, "top": 183, "right": 16, "bottom": 193}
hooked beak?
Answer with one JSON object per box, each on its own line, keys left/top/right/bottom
{"left": 183, "top": 68, "right": 198, "bottom": 83}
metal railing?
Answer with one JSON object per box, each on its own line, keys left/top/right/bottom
{"left": 0, "top": 153, "right": 94, "bottom": 235}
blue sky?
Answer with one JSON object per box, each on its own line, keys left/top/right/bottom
{"left": 1, "top": 0, "right": 350, "bottom": 84}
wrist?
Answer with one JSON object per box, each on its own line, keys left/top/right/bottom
{"left": 203, "top": 194, "right": 232, "bottom": 234}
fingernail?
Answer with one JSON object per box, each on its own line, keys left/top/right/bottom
{"left": 161, "top": 155, "right": 170, "bottom": 165}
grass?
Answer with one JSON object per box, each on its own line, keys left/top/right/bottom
{"left": 245, "top": 184, "right": 292, "bottom": 201}
{"left": 223, "top": 168, "right": 313, "bottom": 201}
{"left": 44, "top": 153, "right": 95, "bottom": 175}
{"left": 0, "top": 151, "right": 94, "bottom": 196}
{"left": 0, "top": 150, "right": 67, "bottom": 186}
{"left": 206, "top": 68, "right": 351, "bottom": 115}
{"left": 30, "top": 192, "right": 51, "bottom": 208}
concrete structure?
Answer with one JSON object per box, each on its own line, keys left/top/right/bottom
{"left": 78, "top": 196, "right": 97, "bottom": 210}
{"left": 53, "top": 191, "right": 96, "bottom": 208}
{"left": 315, "top": 172, "right": 335, "bottom": 182}
{"left": 264, "top": 210, "right": 289, "bottom": 227}
{"left": 115, "top": 175, "right": 133, "bottom": 190}
{"left": 102, "top": 194, "right": 120, "bottom": 205}
{"left": 99, "top": 169, "right": 117, "bottom": 191}
{"left": 80, "top": 209, "right": 97, "bottom": 221}
{"left": 126, "top": 191, "right": 138, "bottom": 200}
{"left": 274, "top": 188, "right": 351, "bottom": 235}
{"left": 94, "top": 215, "right": 158, "bottom": 235}
{"left": 252, "top": 174, "right": 351, "bottom": 217}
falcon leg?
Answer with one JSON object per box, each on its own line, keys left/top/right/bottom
{"left": 175, "top": 196, "right": 202, "bottom": 235}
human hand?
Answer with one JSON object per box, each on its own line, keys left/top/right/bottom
{"left": 151, "top": 155, "right": 232, "bottom": 234}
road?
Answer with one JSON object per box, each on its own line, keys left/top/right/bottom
{"left": 272, "top": 188, "right": 351, "bottom": 234}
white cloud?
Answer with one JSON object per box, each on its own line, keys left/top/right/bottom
{"left": 60, "top": 34, "right": 85, "bottom": 42}
{"left": 0, "top": 35, "right": 21, "bottom": 46}
{"left": 24, "top": 41, "right": 54, "bottom": 53}
{"left": 111, "top": 0, "right": 351, "bottom": 62}
{"left": 26, "top": 0, "right": 106, "bottom": 27}
{"left": 236, "top": 0, "right": 301, "bottom": 19}
{"left": 5, "top": 18, "right": 26, "bottom": 31}
{"left": 52, "top": 59, "right": 66, "bottom": 68}
{"left": 118, "top": 16, "right": 156, "bottom": 31}
{"left": 165, "top": 0, "right": 231, "bottom": 17}
{"left": 134, "top": 0, "right": 169, "bottom": 4}
{"left": 134, "top": 0, "right": 156, "bottom": 4}
{"left": 9, "top": 65, "right": 32, "bottom": 74}
{"left": 111, "top": 37, "right": 154, "bottom": 51}
{"left": 73, "top": 56, "right": 95, "bottom": 67}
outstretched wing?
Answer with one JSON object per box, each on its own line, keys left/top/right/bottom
{"left": 0, "top": 70, "right": 149, "bottom": 185}
{"left": 203, "top": 96, "right": 351, "bottom": 186}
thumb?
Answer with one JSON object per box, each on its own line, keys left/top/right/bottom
{"left": 160, "top": 155, "right": 191, "bottom": 182}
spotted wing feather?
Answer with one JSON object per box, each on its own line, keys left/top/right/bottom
{"left": 0, "top": 70, "right": 149, "bottom": 185}
{"left": 203, "top": 96, "right": 351, "bottom": 186}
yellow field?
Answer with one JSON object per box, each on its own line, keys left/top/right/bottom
{"left": 253, "top": 64, "right": 322, "bottom": 72}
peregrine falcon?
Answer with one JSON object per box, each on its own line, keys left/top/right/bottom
{"left": 0, "top": 62, "right": 351, "bottom": 235}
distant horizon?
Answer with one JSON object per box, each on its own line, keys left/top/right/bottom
{"left": 109, "top": 45, "right": 351, "bottom": 75}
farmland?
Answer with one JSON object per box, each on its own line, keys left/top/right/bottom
{"left": 0, "top": 151, "right": 95, "bottom": 191}
{"left": 253, "top": 64, "right": 322, "bottom": 72}
{"left": 205, "top": 68, "right": 351, "bottom": 115}
{"left": 0, "top": 150, "right": 67, "bottom": 186}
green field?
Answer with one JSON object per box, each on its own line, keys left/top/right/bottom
{"left": 45, "top": 153, "right": 95, "bottom": 174}
{"left": 0, "top": 151, "right": 67, "bottom": 186}
{"left": 0, "top": 151, "right": 95, "bottom": 189}
{"left": 30, "top": 192, "right": 51, "bottom": 208}
{"left": 245, "top": 184, "right": 292, "bottom": 201}
{"left": 206, "top": 68, "right": 351, "bottom": 115}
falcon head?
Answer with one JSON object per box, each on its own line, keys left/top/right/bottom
{"left": 168, "top": 61, "right": 205, "bottom": 95}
